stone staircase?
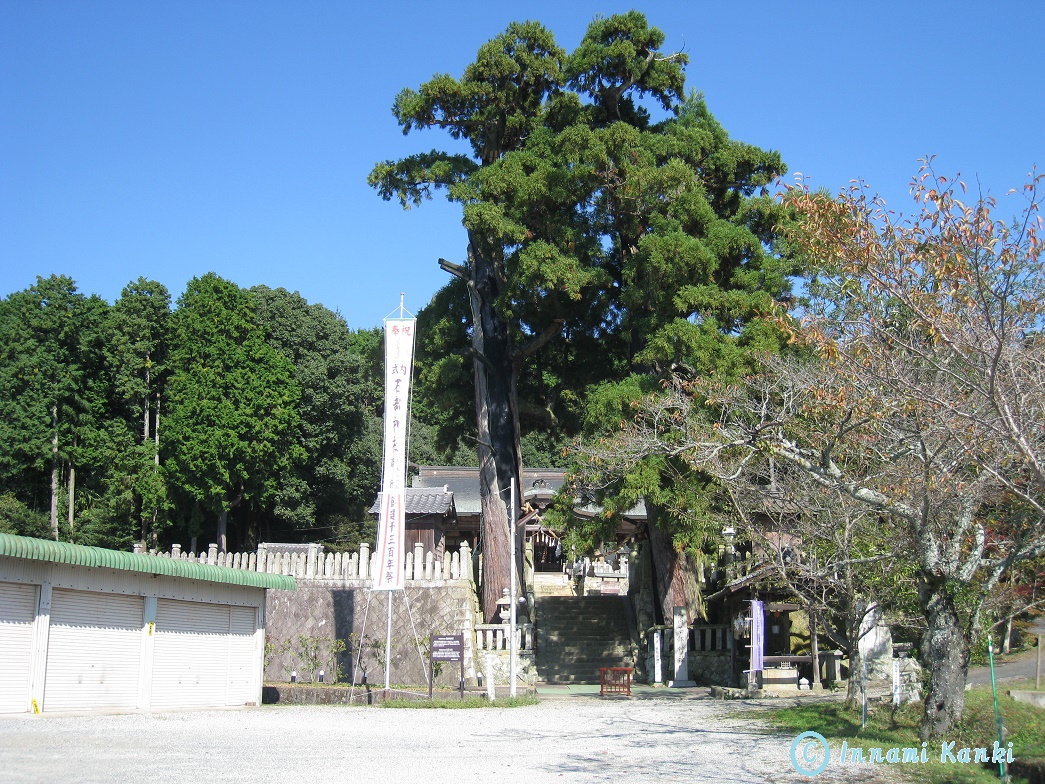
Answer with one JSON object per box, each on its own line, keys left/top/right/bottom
{"left": 535, "top": 595, "right": 637, "bottom": 683}
{"left": 532, "top": 571, "right": 575, "bottom": 598}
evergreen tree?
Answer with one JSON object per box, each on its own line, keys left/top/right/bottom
{"left": 164, "top": 273, "right": 303, "bottom": 551}
{"left": 371, "top": 12, "right": 796, "bottom": 618}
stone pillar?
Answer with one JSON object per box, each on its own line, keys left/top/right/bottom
{"left": 668, "top": 606, "right": 696, "bottom": 687}
{"left": 414, "top": 542, "right": 424, "bottom": 581}
{"left": 171, "top": 543, "right": 182, "bottom": 559}
{"left": 825, "top": 650, "right": 843, "bottom": 685}
{"left": 460, "top": 541, "right": 474, "bottom": 585}
{"left": 359, "top": 542, "right": 370, "bottom": 580}
{"left": 207, "top": 543, "right": 218, "bottom": 565}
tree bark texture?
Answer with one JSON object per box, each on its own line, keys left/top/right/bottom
{"left": 809, "top": 606, "right": 820, "bottom": 689}
{"left": 844, "top": 615, "right": 863, "bottom": 709}
{"left": 465, "top": 242, "right": 523, "bottom": 622}
{"left": 918, "top": 575, "right": 969, "bottom": 740}
{"left": 646, "top": 511, "right": 703, "bottom": 624}
{"left": 67, "top": 460, "right": 75, "bottom": 536}
{"left": 217, "top": 509, "right": 228, "bottom": 554}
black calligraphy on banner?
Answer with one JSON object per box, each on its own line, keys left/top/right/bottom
{"left": 374, "top": 318, "right": 415, "bottom": 591}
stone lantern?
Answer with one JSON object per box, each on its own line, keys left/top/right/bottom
{"left": 497, "top": 588, "right": 512, "bottom": 624}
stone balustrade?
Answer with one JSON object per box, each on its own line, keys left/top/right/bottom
{"left": 473, "top": 622, "right": 535, "bottom": 653}
{"left": 134, "top": 540, "right": 473, "bottom": 585}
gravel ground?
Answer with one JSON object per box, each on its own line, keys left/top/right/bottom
{"left": 0, "top": 696, "right": 901, "bottom": 784}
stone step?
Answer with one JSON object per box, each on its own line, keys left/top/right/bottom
{"left": 538, "top": 621, "right": 629, "bottom": 633}
{"left": 540, "top": 642, "right": 634, "bottom": 655}
{"left": 534, "top": 594, "right": 637, "bottom": 683}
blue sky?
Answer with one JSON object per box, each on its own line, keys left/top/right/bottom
{"left": 2, "top": 1, "right": 1042, "bottom": 330}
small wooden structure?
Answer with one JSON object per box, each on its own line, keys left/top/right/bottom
{"left": 599, "top": 666, "right": 633, "bottom": 696}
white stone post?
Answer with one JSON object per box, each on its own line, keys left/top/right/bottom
{"left": 413, "top": 542, "right": 424, "bottom": 581}
{"left": 359, "top": 542, "right": 370, "bottom": 580}
{"left": 668, "top": 607, "right": 695, "bottom": 687}
{"left": 653, "top": 629, "right": 663, "bottom": 685}
{"left": 485, "top": 655, "right": 496, "bottom": 701}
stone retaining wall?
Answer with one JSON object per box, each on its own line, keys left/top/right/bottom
{"left": 265, "top": 581, "right": 478, "bottom": 688}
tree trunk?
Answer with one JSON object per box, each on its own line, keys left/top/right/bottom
{"left": 918, "top": 575, "right": 969, "bottom": 740}
{"left": 154, "top": 391, "right": 161, "bottom": 463}
{"left": 143, "top": 363, "right": 151, "bottom": 442}
{"left": 462, "top": 241, "right": 522, "bottom": 622}
{"left": 1002, "top": 616, "right": 1013, "bottom": 655}
{"left": 646, "top": 511, "right": 703, "bottom": 623}
{"left": 50, "top": 405, "right": 59, "bottom": 541}
{"left": 217, "top": 508, "right": 228, "bottom": 554}
{"left": 67, "top": 459, "right": 75, "bottom": 537}
{"left": 844, "top": 615, "right": 863, "bottom": 709}
{"left": 217, "top": 485, "right": 245, "bottom": 554}
{"left": 809, "top": 606, "right": 820, "bottom": 689}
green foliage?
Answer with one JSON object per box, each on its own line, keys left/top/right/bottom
{"left": 164, "top": 274, "right": 304, "bottom": 549}
{"left": 770, "top": 683, "right": 1045, "bottom": 782}
{"left": 0, "top": 493, "right": 49, "bottom": 538}
{"left": 0, "top": 272, "right": 385, "bottom": 552}
{"left": 250, "top": 286, "right": 382, "bottom": 541}
{"left": 373, "top": 13, "right": 798, "bottom": 511}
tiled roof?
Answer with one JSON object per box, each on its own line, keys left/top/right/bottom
{"left": 367, "top": 466, "right": 647, "bottom": 523}
{"left": 368, "top": 487, "right": 455, "bottom": 516}
{"left": 411, "top": 467, "right": 567, "bottom": 516}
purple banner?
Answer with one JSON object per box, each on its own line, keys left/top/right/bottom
{"left": 750, "top": 599, "right": 765, "bottom": 673}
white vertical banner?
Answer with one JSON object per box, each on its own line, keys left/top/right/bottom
{"left": 373, "top": 317, "right": 416, "bottom": 591}
{"left": 892, "top": 657, "right": 902, "bottom": 705}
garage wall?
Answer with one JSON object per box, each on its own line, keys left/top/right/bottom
{"left": 0, "top": 556, "right": 267, "bottom": 714}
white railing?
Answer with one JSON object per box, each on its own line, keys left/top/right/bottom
{"left": 473, "top": 623, "right": 535, "bottom": 653}
{"left": 135, "top": 540, "right": 474, "bottom": 584}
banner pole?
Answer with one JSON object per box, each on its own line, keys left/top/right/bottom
{"left": 384, "top": 593, "right": 392, "bottom": 699}
{"left": 510, "top": 481, "right": 517, "bottom": 698}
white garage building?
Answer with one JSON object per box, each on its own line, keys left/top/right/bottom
{"left": 0, "top": 532, "right": 295, "bottom": 714}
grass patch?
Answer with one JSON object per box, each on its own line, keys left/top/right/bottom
{"left": 381, "top": 695, "right": 540, "bottom": 709}
{"left": 768, "top": 685, "right": 1045, "bottom": 784}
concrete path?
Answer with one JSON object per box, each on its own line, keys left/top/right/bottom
{"left": 0, "top": 696, "right": 901, "bottom": 784}
{"left": 967, "top": 645, "right": 1043, "bottom": 686}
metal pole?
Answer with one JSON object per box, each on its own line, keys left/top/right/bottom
{"left": 509, "top": 481, "right": 517, "bottom": 698}
{"left": 1037, "top": 633, "right": 1042, "bottom": 690}
{"left": 861, "top": 650, "right": 867, "bottom": 729}
{"left": 988, "top": 635, "right": 1006, "bottom": 781}
{"left": 383, "top": 592, "right": 393, "bottom": 698}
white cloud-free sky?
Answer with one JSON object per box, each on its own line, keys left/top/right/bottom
{"left": 2, "top": 1, "right": 1041, "bottom": 329}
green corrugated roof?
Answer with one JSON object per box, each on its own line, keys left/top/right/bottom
{"left": 0, "top": 533, "right": 296, "bottom": 591}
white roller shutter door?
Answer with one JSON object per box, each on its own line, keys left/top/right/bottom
{"left": 152, "top": 599, "right": 257, "bottom": 709}
{"left": 226, "top": 605, "right": 258, "bottom": 706}
{"left": 44, "top": 589, "right": 143, "bottom": 712}
{"left": 0, "top": 582, "right": 37, "bottom": 714}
